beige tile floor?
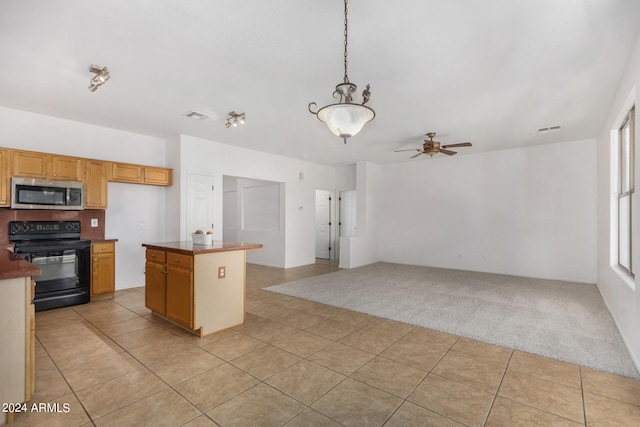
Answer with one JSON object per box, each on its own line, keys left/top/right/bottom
{"left": 12, "top": 260, "right": 640, "bottom": 426}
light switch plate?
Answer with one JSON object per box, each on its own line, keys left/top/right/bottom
{"left": 91, "top": 218, "right": 99, "bottom": 227}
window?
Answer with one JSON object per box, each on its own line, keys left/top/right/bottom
{"left": 618, "top": 107, "right": 634, "bottom": 276}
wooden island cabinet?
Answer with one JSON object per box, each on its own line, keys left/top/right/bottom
{"left": 143, "top": 241, "right": 262, "bottom": 336}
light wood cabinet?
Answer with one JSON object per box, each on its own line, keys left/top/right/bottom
{"left": 111, "top": 162, "right": 172, "bottom": 186}
{"left": 111, "top": 163, "right": 143, "bottom": 183}
{"left": 50, "top": 155, "right": 84, "bottom": 180}
{"left": 166, "top": 264, "right": 194, "bottom": 329}
{"left": 12, "top": 150, "right": 48, "bottom": 178}
{"left": 145, "top": 166, "right": 173, "bottom": 186}
{"left": 12, "top": 150, "right": 83, "bottom": 181}
{"left": 145, "top": 249, "right": 194, "bottom": 329}
{"left": 145, "top": 249, "right": 167, "bottom": 315}
{"left": 0, "top": 148, "right": 9, "bottom": 207}
{"left": 84, "top": 160, "right": 109, "bottom": 209}
{"left": 91, "top": 241, "right": 116, "bottom": 296}
{"left": 2, "top": 146, "right": 174, "bottom": 211}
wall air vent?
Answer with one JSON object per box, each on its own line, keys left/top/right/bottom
{"left": 537, "top": 125, "right": 561, "bottom": 133}
{"left": 184, "top": 111, "right": 209, "bottom": 120}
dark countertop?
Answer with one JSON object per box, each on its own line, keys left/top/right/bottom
{"left": 142, "top": 241, "right": 263, "bottom": 255}
{"left": 0, "top": 249, "right": 41, "bottom": 280}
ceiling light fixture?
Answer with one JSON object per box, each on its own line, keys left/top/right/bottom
{"left": 225, "top": 111, "right": 246, "bottom": 128}
{"left": 308, "top": 0, "right": 374, "bottom": 144}
{"left": 88, "top": 65, "right": 110, "bottom": 92}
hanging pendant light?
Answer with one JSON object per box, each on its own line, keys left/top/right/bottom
{"left": 309, "top": 0, "right": 374, "bottom": 144}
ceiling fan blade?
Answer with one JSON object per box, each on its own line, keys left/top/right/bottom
{"left": 439, "top": 149, "right": 457, "bottom": 156}
{"left": 442, "top": 142, "right": 472, "bottom": 148}
{"left": 394, "top": 148, "right": 421, "bottom": 152}
{"left": 410, "top": 152, "right": 425, "bottom": 158}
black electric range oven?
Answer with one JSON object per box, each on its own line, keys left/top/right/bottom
{"left": 10, "top": 221, "right": 91, "bottom": 312}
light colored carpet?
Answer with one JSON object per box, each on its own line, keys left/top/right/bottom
{"left": 265, "top": 262, "right": 639, "bottom": 379}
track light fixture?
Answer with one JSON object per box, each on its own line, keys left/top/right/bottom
{"left": 225, "top": 111, "right": 246, "bottom": 128}
{"left": 88, "top": 65, "right": 110, "bottom": 92}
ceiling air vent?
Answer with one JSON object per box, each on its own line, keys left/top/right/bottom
{"left": 184, "top": 111, "right": 209, "bottom": 120}
{"left": 537, "top": 125, "right": 561, "bottom": 134}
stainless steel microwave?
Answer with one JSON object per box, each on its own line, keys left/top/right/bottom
{"left": 11, "top": 177, "right": 84, "bottom": 210}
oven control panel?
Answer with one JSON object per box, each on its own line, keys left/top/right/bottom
{"left": 9, "top": 220, "right": 81, "bottom": 239}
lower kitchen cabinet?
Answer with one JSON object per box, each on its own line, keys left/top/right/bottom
{"left": 145, "top": 260, "right": 166, "bottom": 315}
{"left": 91, "top": 241, "right": 116, "bottom": 296}
{"left": 145, "top": 249, "right": 194, "bottom": 329}
{"left": 165, "top": 264, "right": 194, "bottom": 329}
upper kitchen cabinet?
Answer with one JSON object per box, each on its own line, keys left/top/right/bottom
{"left": 144, "top": 166, "right": 173, "bottom": 186}
{"left": 111, "top": 162, "right": 142, "bottom": 184}
{"left": 0, "top": 149, "right": 10, "bottom": 207}
{"left": 50, "top": 155, "right": 84, "bottom": 181}
{"left": 84, "top": 160, "right": 109, "bottom": 209}
{"left": 110, "top": 162, "right": 172, "bottom": 186}
{"left": 12, "top": 150, "right": 84, "bottom": 181}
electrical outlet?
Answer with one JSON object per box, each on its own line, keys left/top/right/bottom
{"left": 91, "top": 218, "right": 99, "bottom": 227}
{"left": 218, "top": 266, "right": 226, "bottom": 279}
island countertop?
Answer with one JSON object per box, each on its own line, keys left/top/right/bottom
{"left": 142, "top": 241, "right": 263, "bottom": 255}
{"left": 0, "top": 249, "right": 42, "bottom": 280}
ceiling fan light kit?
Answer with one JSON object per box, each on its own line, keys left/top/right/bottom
{"left": 308, "top": 0, "right": 374, "bottom": 144}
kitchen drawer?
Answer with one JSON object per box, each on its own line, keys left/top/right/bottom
{"left": 166, "top": 252, "right": 193, "bottom": 269}
{"left": 146, "top": 249, "right": 166, "bottom": 263}
{"left": 92, "top": 241, "right": 114, "bottom": 254}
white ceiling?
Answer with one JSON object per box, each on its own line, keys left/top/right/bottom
{"left": 1, "top": 0, "right": 639, "bottom": 166}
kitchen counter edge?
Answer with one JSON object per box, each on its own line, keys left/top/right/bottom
{"left": 142, "top": 241, "right": 263, "bottom": 255}
{"left": 0, "top": 249, "right": 41, "bottom": 280}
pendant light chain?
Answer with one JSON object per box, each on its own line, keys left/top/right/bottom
{"left": 308, "top": 0, "right": 374, "bottom": 143}
{"left": 343, "top": 0, "right": 349, "bottom": 83}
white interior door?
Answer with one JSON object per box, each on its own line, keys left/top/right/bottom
{"left": 187, "top": 173, "right": 215, "bottom": 237}
{"left": 340, "top": 190, "right": 357, "bottom": 237}
{"left": 315, "top": 190, "right": 331, "bottom": 259}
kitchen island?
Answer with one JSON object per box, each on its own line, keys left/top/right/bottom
{"left": 142, "top": 240, "right": 262, "bottom": 336}
{"left": 0, "top": 250, "right": 40, "bottom": 425}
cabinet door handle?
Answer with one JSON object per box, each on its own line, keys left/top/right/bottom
{"left": 161, "top": 270, "right": 168, "bottom": 274}
{"left": 174, "top": 258, "right": 180, "bottom": 263}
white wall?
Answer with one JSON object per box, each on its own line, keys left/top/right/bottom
{"left": 340, "top": 161, "right": 382, "bottom": 268}
{"left": 223, "top": 176, "right": 286, "bottom": 267}
{"left": 380, "top": 140, "right": 597, "bottom": 283}
{"left": 596, "top": 33, "right": 640, "bottom": 371}
{"left": 179, "top": 135, "right": 335, "bottom": 268}
{"left": 0, "top": 107, "right": 169, "bottom": 290}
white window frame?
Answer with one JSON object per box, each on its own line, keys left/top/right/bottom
{"left": 618, "top": 107, "right": 634, "bottom": 276}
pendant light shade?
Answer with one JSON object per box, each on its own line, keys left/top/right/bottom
{"left": 316, "top": 102, "right": 375, "bottom": 139}
{"left": 309, "top": 0, "right": 374, "bottom": 143}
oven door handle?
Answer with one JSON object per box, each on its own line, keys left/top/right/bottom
{"left": 15, "top": 243, "right": 91, "bottom": 253}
